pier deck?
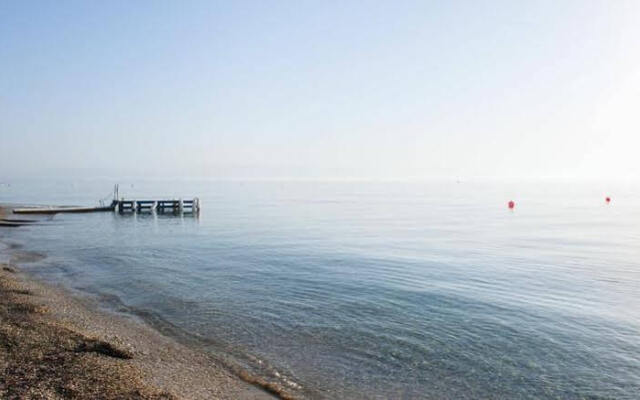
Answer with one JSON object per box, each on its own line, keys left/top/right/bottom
{"left": 12, "top": 199, "right": 199, "bottom": 216}
{"left": 13, "top": 206, "right": 116, "bottom": 214}
{"left": 8, "top": 185, "right": 199, "bottom": 217}
{"left": 115, "top": 198, "right": 200, "bottom": 214}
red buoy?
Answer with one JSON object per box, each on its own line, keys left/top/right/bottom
{"left": 605, "top": 197, "right": 611, "bottom": 203}
{"left": 508, "top": 200, "right": 515, "bottom": 209}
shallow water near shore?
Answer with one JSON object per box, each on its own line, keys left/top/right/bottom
{"left": 2, "top": 179, "right": 640, "bottom": 399}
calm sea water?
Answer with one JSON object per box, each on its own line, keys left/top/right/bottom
{"left": 1, "top": 179, "right": 640, "bottom": 399}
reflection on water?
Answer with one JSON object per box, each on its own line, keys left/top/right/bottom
{"left": 2, "top": 179, "right": 640, "bottom": 399}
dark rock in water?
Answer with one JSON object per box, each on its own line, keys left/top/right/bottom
{"left": 2, "top": 265, "right": 16, "bottom": 273}
{"left": 76, "top": 339, "right": 134, "bottom": 359}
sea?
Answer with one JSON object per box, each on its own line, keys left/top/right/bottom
{"left": 1, "top": 179, "right": 639, "bottom": 399}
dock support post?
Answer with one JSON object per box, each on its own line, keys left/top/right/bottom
{"left": 193, "top": 197, "right": 200, "bottom": 214}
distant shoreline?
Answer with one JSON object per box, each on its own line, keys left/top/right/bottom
{"left": 0, "top": 207, "right": 288, "bottom": 399}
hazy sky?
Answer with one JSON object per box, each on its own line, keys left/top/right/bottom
{"left": 1, "top": 1, "right": 639, "bottom": 180}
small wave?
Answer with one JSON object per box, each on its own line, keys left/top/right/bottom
{"left": 233, "top": 367, "right": 299, "bottom": 400}
{"left": 87, "top": 291, "right": 306, "bottom": 399}
{"left": 10, "top": 250, "right": 47, "bottom": 264}
{"left": 131, "top": 307, "right": 305, "bottom": 399}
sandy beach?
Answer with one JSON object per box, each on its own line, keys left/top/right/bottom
{"left": 0, "top": 207, "right": 285, "bottom": 400}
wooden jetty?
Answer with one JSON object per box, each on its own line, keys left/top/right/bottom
{"left": 13, "top": 205, "right": 115, "bottom": 215}
{"left": 11, "top": 186, "right": 200, "bottom": 216}
{"left": 111, "top": 184, "right": 200, "bottom": 214}
{"left": 114, "top": 198, "right": 200, "bottom": 214}
{"left": 13, "top": 199, "right": 200, "bottom": 215}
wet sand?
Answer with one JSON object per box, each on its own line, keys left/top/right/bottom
{"left": 0, "top": 207, "right": 283, "bottom": 400}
